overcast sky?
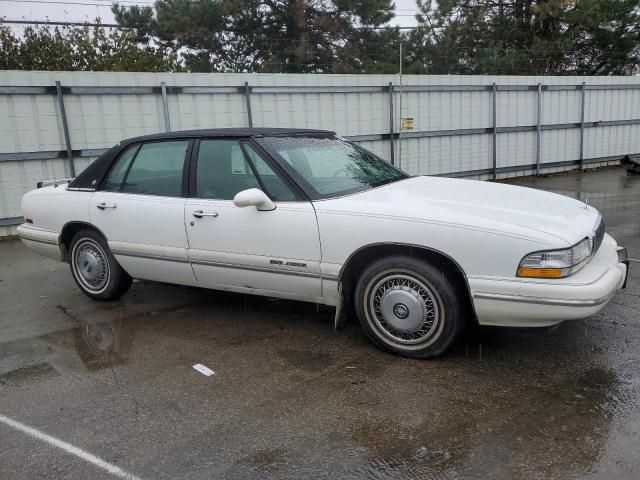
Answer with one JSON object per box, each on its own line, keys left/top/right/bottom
{"left": 1, "top": 0, "right": 420, "bottom": 29}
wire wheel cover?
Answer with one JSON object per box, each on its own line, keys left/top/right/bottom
{"left": 74, "top": 239, "right": 109, "bottom": 291}
{"left": 369, "top": 273, "right": 441, "bottom": 345}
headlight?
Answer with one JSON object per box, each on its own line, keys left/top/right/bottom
{"left": 517, "top": 238, "right": 591, "bottom": 278}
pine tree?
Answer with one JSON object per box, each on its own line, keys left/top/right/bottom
{"left": 411, "top": 0, "right": 640, "bottom": 75}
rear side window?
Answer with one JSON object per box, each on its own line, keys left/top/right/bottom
{"left": 120, "top": 141, "right": 189, "bottom": 197}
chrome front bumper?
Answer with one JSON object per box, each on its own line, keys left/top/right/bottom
{"left": 470, "top": 233, "right": 627, "bottom": 327}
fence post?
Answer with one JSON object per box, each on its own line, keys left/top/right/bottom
{"left": 55, "top": 80, "right": 75, "bottom": 178}
{"left": 160, "top": 82, "right": 171, "bottom": 132}
{"left": 492, "top": 82, "right": 497, "bottom": 181}
{"left": 244, "top": 82, "right": 253, "bottom": 128}
{"left": 536, "top": 82, "right": 542, "bottom": 176}
{"left": 388, "top": 82, "right": 395, "bottom": 165}
{"left": 579, "top": 81, "right": 586, "bottom": 170}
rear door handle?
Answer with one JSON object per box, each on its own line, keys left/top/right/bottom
{"left": 97, "top": 202, "right": 117, "bottom": 210}
{"left": 192, "top": 210, "right": 219, "bottom": 218}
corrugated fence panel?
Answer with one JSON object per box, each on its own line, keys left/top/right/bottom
{"left": 401, "top": 134, "right": 492, "bottom": 176}
{"left": 0, "top": 159, "right": 70, "bottom": 219}
{"left": 402, "top": 90, "right": 492, "bottom": 131}
{"left": 585, "top": 125, "right": 640, "bottom": 159}
{"left": 543, "top": 89, "right": 582, "bottom": 125}
{"left": 2, "top": 71, "right": 640, "bottom": 235}
{"left": 497, "top": 90, "right": 537, "bottom": 127}
{"left": 541, "top": 129, "right": 581, "bottom": 165}
{"left": 498, "top": 131, "right": 537, "bottom": 168}
{"left": 171, "top": 93, "right": 247, "bottom": 131}
{"left": 65, "top": 94, "right": 166, "bottom": 149}
{"left": 587, "top": 88, "right": 640, "bottom": 122}
{"left": 254, "top": 91, "right": 387, "bottom": 135}
{"left": 0, "top": 92, "right": 63, "bottom": 153}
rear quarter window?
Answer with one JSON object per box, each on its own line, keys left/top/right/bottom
{"left": 102, "top": 145, "right": 138, "bottom": 192}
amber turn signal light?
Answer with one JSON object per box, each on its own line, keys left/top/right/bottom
{"left": 516, "top": 267, "right": 565, "bottom": 278}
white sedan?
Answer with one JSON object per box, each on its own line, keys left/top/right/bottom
{"left": 17, "top": 128, "right": 629, "bottom": 358}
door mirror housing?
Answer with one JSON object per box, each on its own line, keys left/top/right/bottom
{"left": 233, "top": 188, "right": 276, "bottom": 211}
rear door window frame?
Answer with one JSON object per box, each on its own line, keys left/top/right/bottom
{"left": 99, "top": 139, "right": 194, "bottom": 198}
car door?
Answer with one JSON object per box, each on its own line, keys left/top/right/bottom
{"left": 89, "top": 139, "right": 197, "bottom": 286}
{"left": 185, "top": 138, "right": 322, "bottom": 300}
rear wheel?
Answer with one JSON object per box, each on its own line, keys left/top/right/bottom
{"left": 355, "top": 256, "right": 464, "bottom": 358}
{"left": 69, "top": 229, "right": 131, "bottom": 301}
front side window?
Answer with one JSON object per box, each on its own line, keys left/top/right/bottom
{"left": 120, "top": 141, "right": 189, "bottom": 197}
{"left": 256, "top": 136, "right": 408, "bottom": 199}
{"left": 195, "top": 139, "right": 297, "bottom": 201}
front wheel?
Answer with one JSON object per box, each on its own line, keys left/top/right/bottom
{"left": 69, "top": 229, "right": 132, "bottom": 301}
{"left": 355, "top": 256, "right": 464, "bottom": 358}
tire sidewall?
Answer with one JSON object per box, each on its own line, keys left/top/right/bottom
{"left": 70, "top": 236, "right": 112, "bottom": 296}
{"left": 355, "top": 256, "right": 463, "bottom": 358}
{"left": 69, "top": 229, "right": 130, "bottom": 301}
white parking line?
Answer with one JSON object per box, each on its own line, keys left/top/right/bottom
{"left": 0, "top": 413, "right": 141, "bottom": 480}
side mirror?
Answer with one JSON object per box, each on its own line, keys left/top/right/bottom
{"left": 233, "top": 188, "right": 276, "bottom": 211}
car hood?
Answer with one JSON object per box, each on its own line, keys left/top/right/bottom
{"left": 314, "top": 176, "right": 601, "bottom": 246}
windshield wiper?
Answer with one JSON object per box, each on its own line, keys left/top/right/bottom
{"left": 370, "top": 177, "right": 403, "bottom": 188}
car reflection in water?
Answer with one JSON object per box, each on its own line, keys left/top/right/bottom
{"left": 75, "top": 319, "right": 130, "bottom": 371}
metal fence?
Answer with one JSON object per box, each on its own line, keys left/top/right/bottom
{"left": 1, "top": 71, "right": 640, "bottom": 236}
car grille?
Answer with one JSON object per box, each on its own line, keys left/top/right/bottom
{"left": 592, "top": 217, "right": 605, "bottom": 255}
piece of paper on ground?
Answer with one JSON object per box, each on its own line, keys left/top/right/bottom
{"left": 192, "top": 364, "right": 215, "bottom": 376}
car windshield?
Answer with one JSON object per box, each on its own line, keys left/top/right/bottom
{"left": 256, "top": 136, "right": 409, "bottom": 199}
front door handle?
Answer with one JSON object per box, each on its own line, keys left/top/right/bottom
{"left": 192, "top": 210, "right": 219, "bottom": 219}
{"left": 97, "top": 202, "right": 117, "bottom": 210}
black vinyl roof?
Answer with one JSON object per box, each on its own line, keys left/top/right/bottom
{"left": 121, "top": 128, "right": 335, "bottom": 145}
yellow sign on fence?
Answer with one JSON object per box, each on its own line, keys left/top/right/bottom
{"left": 401, "top": 117, "right": 414, "bottom": 130}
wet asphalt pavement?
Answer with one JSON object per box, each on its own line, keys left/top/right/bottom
{"left": 1, "top": 167, "right": 639, "bottom": 479}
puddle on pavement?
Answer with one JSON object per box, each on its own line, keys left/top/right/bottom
{"left": 4, "top": 290, "right": 638, "bottom": 480}
{"left": 0, "top": 362, "right": 59, "bottom": 386}
{"left": 294, "top": 372, "right": 620, "bottom": 479}
{"left": 18, "top": 289, "right": 336, "bottom": 376}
